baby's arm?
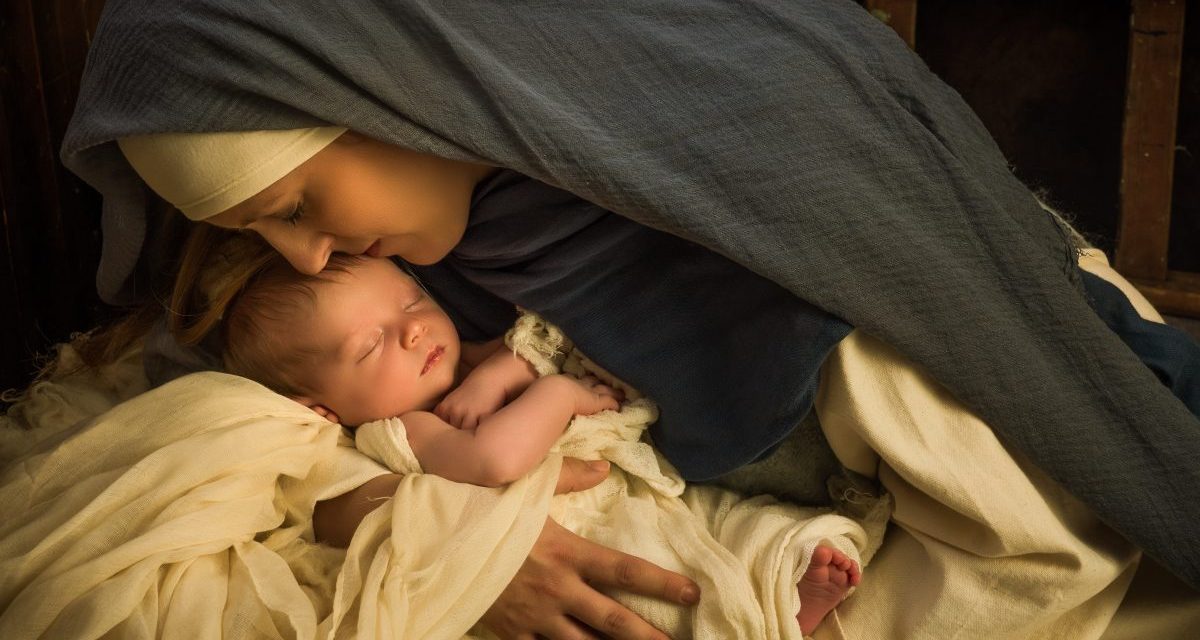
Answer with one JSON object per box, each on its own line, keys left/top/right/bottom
{"left": 435, "top": 346, "right": 541, "bottom": 430}
{"left": 408, "top": 374, "right": 620, "bottom": 486}
{"left": 311, "top": 459, "right": 614, "bottom": 547}
{"left": 312, "top": 473, "right": 403, "bottom": 547}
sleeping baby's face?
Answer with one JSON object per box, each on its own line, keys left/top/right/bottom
{"left": 286, "top": 258, "right": 461, "bottom": 425}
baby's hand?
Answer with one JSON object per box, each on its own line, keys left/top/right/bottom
{"left": 569, "top": 374, "right": 624, "bottom": 416}
{"left": 434, "top": 381, "right": 506, "bottom": 430}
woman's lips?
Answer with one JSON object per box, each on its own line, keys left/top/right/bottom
{"left": 422, "top": 345, "right": 444, "bottom": 375}
{"left": 365, "top": 239, "right": 382, "bottom": 257}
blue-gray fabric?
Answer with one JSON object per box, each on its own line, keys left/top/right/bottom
{"left": 409, "top": 170, "right": 852, "bottom": 477}
{"left": 1082, "top": 272, "right": 1200, "bottom": 416}
{"left": 62, "top": 0, "right": 1200, "bottom": 586}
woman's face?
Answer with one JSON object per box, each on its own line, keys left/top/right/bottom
{"left": 207, "top": 133, "right": 495, "bottom": 274}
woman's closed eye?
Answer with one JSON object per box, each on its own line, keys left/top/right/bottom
{"left": 282, "top": 201, "right": 305, "bottom": 226}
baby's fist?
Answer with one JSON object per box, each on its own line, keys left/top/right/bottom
{"left": 434, "top": 383, "right": 506, "bottom": 430}
{"left": 571, "top": 374, "right": 623, "bottom": 415}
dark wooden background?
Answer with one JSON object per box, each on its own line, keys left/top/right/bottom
{"left": 2, "top": 0, "right": 1197, "bottom": 393}
{"left": 1, "top": 0, "right": 107, "bottom": 392}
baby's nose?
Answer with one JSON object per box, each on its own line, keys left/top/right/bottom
{"left": 402, "top": 320, "right": 427, "bottom": 348}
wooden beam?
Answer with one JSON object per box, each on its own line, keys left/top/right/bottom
{"left": 0, "top": 0, "right": 109, "bottom": 392}
{"left": 864, "top": 0, "right": 918, "bottom": 49}
{"left": 1, "top": 0, "right": 54, "bottom": 391}
{"left": 1116, "top": 0, "right": 1185, "bottom": 281}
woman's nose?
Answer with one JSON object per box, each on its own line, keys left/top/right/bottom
{"left": 401, "top": 319, "right": 427, "bottom": 349}
{"left": 257, "top": 226, "right": 333, "bottom": 275}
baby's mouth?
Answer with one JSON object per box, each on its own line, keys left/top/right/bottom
{"left": 422, "top": 345, "right": 444, "bottom": 375}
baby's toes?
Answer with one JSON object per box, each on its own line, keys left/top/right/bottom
{"left": 809, "top": 546, "right": 834, "bottom": 568}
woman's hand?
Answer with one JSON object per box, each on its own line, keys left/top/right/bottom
{"left": 483, "top": 458, "right": 700, "bottom": 640}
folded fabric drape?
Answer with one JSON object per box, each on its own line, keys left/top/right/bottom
{"left": 62, "top": 0, "right": 1200, "bottom": 587}
{"left": 0, "top": 370, "right": 553, "bottom": 639}
{"left": 117, "top": 127, "right": 345, "bottom": 220}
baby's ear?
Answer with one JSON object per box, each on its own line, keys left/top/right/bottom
{"left": 290, "top": 395, "right": 341, "bottom": 424}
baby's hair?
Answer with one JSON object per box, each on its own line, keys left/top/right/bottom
{"left": 222, "top": 250, "right": 366, "bottom": 397}
{"left": 166, "top": 225, "right": 365, "bottom": 396}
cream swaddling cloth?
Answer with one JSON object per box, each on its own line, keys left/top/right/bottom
{"left": 356, "top": 313, "right": 873, "bottom": 639}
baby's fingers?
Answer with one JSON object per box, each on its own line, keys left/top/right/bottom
{"left": 433, "top": 403, "right": 465, "bottom": 429}
{"left": 595, "top": 384, "right": 624, "bottom": 402}
{"left": 596, "top": 393, "right": 620, "bottom": 412}
{"left": 575, "top": 375, "right": 625, "bottom": 401}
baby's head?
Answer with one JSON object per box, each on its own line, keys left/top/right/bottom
{"left": 223, "top": 253, "right": 461, "bottom": 425}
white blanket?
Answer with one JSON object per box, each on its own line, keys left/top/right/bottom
{"left": 358, "top": 312, "right": 872, "bottom": 638}
{"left": 2, "top": 250, "right": 1196, "bottom": 638}
{"left": 0, "top": 356, "right": 558, "bottom": 639}
{"left": 0, "top": 337, "right": 868, "bottom": 639}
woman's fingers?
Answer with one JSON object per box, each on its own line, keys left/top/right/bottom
{"left": 541, "top": 520, "right": 688, "bottom": 640}
{"left": 544, "top": 519, "right": 694, "bottom": 639}
{"left": 483, "top": 518, "right": 695, "bottom": 640}
{"left": 481, "top": 518, "right": 604, "bottom": 639}
{"left": 574, "top": 533, "right": 700, "bottom": 609}
{"left": 555, "top": 457, "right": 611, "bottom": 495}
{"left": 541, "top": 617, "right": 603, "bottom": 640}
{"left": 561, "top": 582, "right": 671, "bottom": 640}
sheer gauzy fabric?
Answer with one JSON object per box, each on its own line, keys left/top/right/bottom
{"left": 355, "top": 314, "right": 874, "bottom": 639}
{"left": 62, "top": 0, "right": 1200, "bottom": 586}
{"left": 0, "top": 366, "right": 553, "bottom": 640}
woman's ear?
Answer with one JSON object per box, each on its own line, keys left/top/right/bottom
{"left": 290, "top": 395, "right": 341, "bottom": 424}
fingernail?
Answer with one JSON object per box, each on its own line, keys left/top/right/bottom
{"left": 681, "top": 585, "right": 699, "bottom": 604}
{"left": 588, "top": 460, "right": 610, "bottom": 472}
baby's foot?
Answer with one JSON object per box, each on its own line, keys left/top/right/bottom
{"left": 795, "top": 545, "right": 861, "bottom": 635}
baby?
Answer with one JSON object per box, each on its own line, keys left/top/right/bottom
{"left": 222, "top": 253, "right": 862, "bottom": 635}
{"left": 223, "top": 252, "right": 621, "bottom": 486}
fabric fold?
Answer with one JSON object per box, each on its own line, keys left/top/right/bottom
{"left": 355, "top": 316, "right": 873, "bottom": 639}
{"left": 61, "top": 0, "right": 1200, "bottom": 586}
{"left": 0, "top": 369, "right": 552, "bottom": 639}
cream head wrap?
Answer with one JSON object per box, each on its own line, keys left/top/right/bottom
{"left": 117, "top": 127, "right": 346, "bottom": 220}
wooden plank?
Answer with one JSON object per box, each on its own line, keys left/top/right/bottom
{"left": 33, "top": 0, "right": 108, "bottom": 324}
{"left": 864, "top": 0, "right": 918, "bottom": 49}
{"left": 0, "top": 0, "right": 55, "bottom": 392}
{"left": 1116, "top": 0, "right": 1185, "bottom": 281}
{"left": 1131, "top": 271, "right": 1200, "bottom": 318}
{"left": 0, "top": 0, "right": 108, "bottom": 392}
{"left": 0, "top": 89, "right": 34, "bottom": 394}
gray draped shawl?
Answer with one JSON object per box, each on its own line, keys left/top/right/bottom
{"left": 62, "top": 0, "right": 1200, "bottom": 587}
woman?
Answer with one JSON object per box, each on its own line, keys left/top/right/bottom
{"left": 62, "top": 0, "right": 1199, "bottom": 636}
